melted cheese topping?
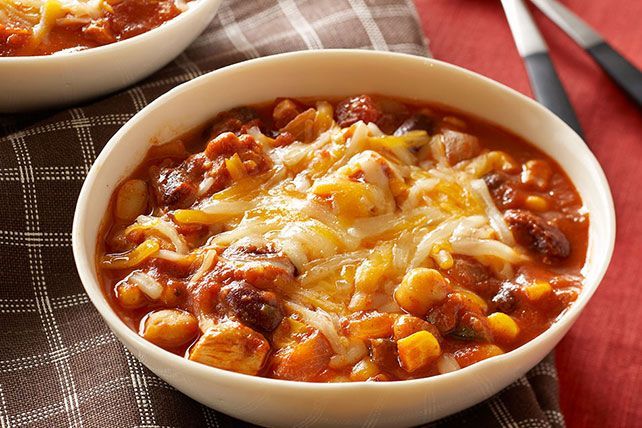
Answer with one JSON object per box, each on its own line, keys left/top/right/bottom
{"left": 103, "top": 102, "right": 531, "bottom": 365}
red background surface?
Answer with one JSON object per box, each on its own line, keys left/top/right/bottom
{"left": 414, "top": 1, "right": 642, "bottom": 427}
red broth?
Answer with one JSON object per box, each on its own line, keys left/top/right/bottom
{"left": 97, "top": 95, "right": 588, "bottom": 381}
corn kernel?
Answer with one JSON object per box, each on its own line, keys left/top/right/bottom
{"left": 525, "top": 195, "right": 548, "bottom": 212}
{"left": 395, "top": 268, "right": 450, "bottom": 317}
{"left": 397, "top": 331, "right": 441, "bottom": 372}
{"left": 487, "top": 312, "right": 520, "bottom": 342}
{"left": 350, "top": 358, "right": 380, "bottom": 381}
{"left": 524, "top": 280, "right": 552, "bottom": 301}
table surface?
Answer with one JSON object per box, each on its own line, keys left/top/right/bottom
{"left": 414, "top": 1, "right": 642, "bottom": 427}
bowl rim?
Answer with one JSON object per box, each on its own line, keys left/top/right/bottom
{"left": 72, "top": 49, "right": 616, "bottom": 391}
{"left": 0, "top": 0, "right": 217, "bottom": 63}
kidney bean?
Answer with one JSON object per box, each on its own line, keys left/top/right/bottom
{"left": 504, "top": 209, "right": 570, "bottom": 261}
{"left": 223, "top": 281, "right": 284, "bottom": 332}
{"left": 491, "top": 282, "right": 519, "bottom": 314}
{"left": 393, "top": 112, "right": 435, "bottom": 136}
{"left": 335, "top": 95, "right": 382, "bottom": 127}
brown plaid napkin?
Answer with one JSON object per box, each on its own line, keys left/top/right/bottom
{"left": 0, "top": 0, "right": 565, "bottom": 426}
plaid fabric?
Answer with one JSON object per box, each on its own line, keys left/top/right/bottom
{"left": 0, "top": 0, "right": 566, "bottom": 427}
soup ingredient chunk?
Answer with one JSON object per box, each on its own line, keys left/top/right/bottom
{"left": 115, "top": 179, "right": 149, "bottom": 221}
{"left": 141, "top": 309, "right": 198, "bottom": 349}
{"left": 397, "top": 331, "right": 441, "bottom": 372}
{"left": 99, "top": 95, "right": 588, "bottom": 383}
{"left": 271, "top": 332, "right": 332, "bottom": 381}
{"left": 335, "top": 95, "right": 382, "bottom": 127}
{"left": 222, "top": 281, "right": 284, "bottom": 332}
{"left": 504, "top": 209, "right": 570, "bottom": 261}
{"left": 395, "top": 268, "right": 450, "bottom": 317}
{"left": 189, "top": 321, "right": 270, "bottom": 375}
{"left": 441, "top": 129, "right": 481, "bottom": 165}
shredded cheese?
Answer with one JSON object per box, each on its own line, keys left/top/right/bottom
{"left": 103, "top": 107, "right": 533, "bottom": 362}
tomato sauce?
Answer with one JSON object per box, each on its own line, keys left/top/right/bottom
{"left": 96, "top": 95, "right": 589, "bottom": 381}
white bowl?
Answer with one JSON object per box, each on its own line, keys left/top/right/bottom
{"left": 0, "top": 0, "right": 222, "bottom": 113}
{"left": 72, "top": 50, "right": 616, "bottom": 428}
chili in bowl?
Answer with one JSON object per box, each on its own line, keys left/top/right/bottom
{"left": 0, "top": 0, "right": 222, "bottom": 112}
{"left": 73, "top": 50, "right": 615, "bottom": 427}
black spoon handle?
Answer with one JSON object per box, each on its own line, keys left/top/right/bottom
{"left": 530, "top": 0, "right": 642, "bottom": 108}
{"left": 524, "top": 52, "right": 584, "bottom": 136}
{"left": 587, "top": 42, "right": 642, "bottom": 107}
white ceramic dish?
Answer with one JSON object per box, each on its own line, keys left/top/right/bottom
{"left": 72, "top": 50, "right": 616, "bottom": 428}
{"left": 0, "top": 0, "right": 222, "bottom": 113}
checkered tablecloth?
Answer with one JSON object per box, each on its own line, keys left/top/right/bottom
{"left": 0, "top": 1, "right": 566, "bottom": 426}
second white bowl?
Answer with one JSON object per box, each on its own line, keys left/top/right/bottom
{"left": 0, "top": 0, "right": 222, "bottom": 113}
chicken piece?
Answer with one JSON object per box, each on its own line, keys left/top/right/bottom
{"left": 271, "top": 331, "right": 332, "bottom": 381}
{"left": 279, "top": 108, "right": 317, "bottom": 143}
{"left": 491, "top": 282, "right": 520, "bottom": 314}
{"left": 427, "top": 294, "right": 466, "bottom": 335}
{"left": 447, "top": 257, "right": 490, "bottom": 288}
{"left": 449, "top": 311, "right": 491, "bottom": 342}
{"left": 369, "top": 338, "right": 401, "bottom": 373}
{"left": 441, "top": 129, "right": 481, "bottom": 165}
{"left": 454, "top": 344, "right": 504, "bottom": 368}
{"left": 82, "top": 18, "right": 115, "bottom": 44}
{"left": 189, "top": 321, "right": 270, "bottom": 375}
{"left": 521, "top": 159, "right": 553, "bottom": 190}
{"left": 446, "top": 256, "right": 499, "bottom": 298}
